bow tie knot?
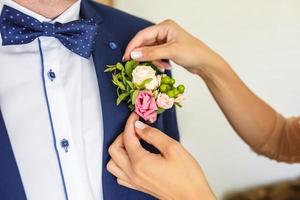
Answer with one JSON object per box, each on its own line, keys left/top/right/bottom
{"left": 0, "top": 5, "right": 98, "bottom": 59}
{"left": 42, "top": 22, "right": 56, "bottom": 37}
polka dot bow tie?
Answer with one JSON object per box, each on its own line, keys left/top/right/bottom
{"left": 0, "top": 5, "right": 98, "bottom": 59}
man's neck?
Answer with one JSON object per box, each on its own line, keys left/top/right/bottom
{"left": 13, "top": 0, "right": 78, "bottom": 19}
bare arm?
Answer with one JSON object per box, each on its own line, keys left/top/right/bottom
{"left": 124, "top": 19, "right": 300, "bottom": 163}
{"left": 200, "top": 62, "right": 300, "bottom": 162}
{"left": 107, "top": 19, "right": 300, "bottom": 200}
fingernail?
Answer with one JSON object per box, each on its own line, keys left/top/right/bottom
{"left": 122, "top": 56, "right": 125, "bottom": 61}
{"left": 135, "top": 120, "right": 147, "bottom": 129}
{"left": 131, "top": 51, "right": 142, "bottom": 59}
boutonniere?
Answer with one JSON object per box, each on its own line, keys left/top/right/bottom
{"left": 105, "top": 60, "right": 185, "bottom": 123}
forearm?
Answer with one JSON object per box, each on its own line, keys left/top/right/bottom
{"left": 123, "top": 19, "right": 300, "bottom": 162}
{"left": 197, "top": 62, "right": 300, "bottom": 162}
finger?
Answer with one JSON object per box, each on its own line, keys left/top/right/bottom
{"left": 130, "top": 43, "right": 175, "bottom": 62}
{"left": 123, "top": 25, "right": 162, "bottom": 61}
{"left": 134, "top": 120, "right": 178, "bottom": 155}
{"left": 108, "top": 133, "right": 133, "bottom": 174}
{"left": 107, "top": 159, "right": 130, "bottom": 182}
{"left": 123, "top": 113, "right": 147, "bottom": 163}
{"left": 109, "top": 146, "right": 159, "bottom": 198}
{"left": 152, "top": 60, "right": 172, "bottom": 71}
{"left": 117, "top": 178, "right": 139, "bottom": 190}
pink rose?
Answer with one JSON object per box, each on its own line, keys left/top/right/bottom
{"left": 135, "top": 91, "right": 158, "bottom": 123}
{"left": 156, "top": 93, "right": 174, "bottom": 109}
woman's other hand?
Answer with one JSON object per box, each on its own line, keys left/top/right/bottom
{"left": 123, "top": 19, "right": 228, "bottom": 75}
{"left": 107, "top": 113, "right": 216, "bottom": 200}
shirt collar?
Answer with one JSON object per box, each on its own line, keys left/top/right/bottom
{"left": 0, "top": 0, "right": 81, "bottom": 23}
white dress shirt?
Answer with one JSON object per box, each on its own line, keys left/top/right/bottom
{"left": 0, "top": 0, "right": 103, "bottom": 200}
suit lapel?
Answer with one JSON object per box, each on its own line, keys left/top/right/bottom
{"left": 0, "top": 110, "right": 27, "bottom": 200}
{"left": 0, "top": 2, "right": 154, "bottom": 200}
{"left": 80, "top": 1, "right": 132, "bottom": 199}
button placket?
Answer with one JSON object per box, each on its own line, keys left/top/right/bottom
{"left": 42, "top": 38, "right": 60, "bottom": 84}
{"left": 41, "top": 42, "right": 96, "bottom": 199}
{"left": 43, "top": 46, "right": 73, "bottom": 154}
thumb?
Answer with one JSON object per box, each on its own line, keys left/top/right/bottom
{"left": 122, "top": 113, "right": 146, "bottom": 163}
{"left": 134, "top": 120, "right": 177, "bottom": 155}
{"left": 130, "top": 43, "right": 175, "bottom": 62}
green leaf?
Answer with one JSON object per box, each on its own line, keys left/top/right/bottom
{"left": 117, "top": 82, "right": 126, "bottom": 90}
{"left": 126, "top": 80, "right": 134, "bottom": 90}
{"left": 131, "top": 90, "right": 139, "bottom": 105}
{"left": 116, "top": 63, "right": 125, "bottom": 71}
{"left": 121, "top": 70, "right": 127, "bottom": 83}
{"left": 157, "top": 108, "right": 165, "bottom": 114}
{"left": 116, "top": 92, "right": 130, "bottom": 106}
{"left": 175, "top": 103, "right": 182, "bottom": 108}
{"left": 120, "top": 71, "right": 132, "bottom": 92}
{"left": 125, "top": 60, "right": 138, "bottom": 77}
{"left": 137, "top": 78, "right": 152, "bottom": 89}
{"left": 112, "top": 74, "right": 118, "bottom": 85}
{"left": 117, "top": 87, "right": 121, "bottom": 96}
{"left": 112, "top": 74, "right": 126, "bottom": 90}
{"left": 104, "top": 66, "right": 116, "bottom": 73}
{"left": 128, "top": 104, "right": 134, "bottom": 111}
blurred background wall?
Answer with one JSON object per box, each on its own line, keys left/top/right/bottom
{"left": 96, "top": 0, "right": 112, "bottom": 6}
{"left": 104, "top": 0, "right": 300, "bottom": 198}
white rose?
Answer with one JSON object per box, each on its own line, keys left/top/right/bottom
{"left": 145, "top": 75, "right": 162, "bottom": 90}
{"left": 156, "top": 93, "right": 174, "bottom": 109}
{"left": 132, "top": 65, "right": 159, "bottom": 90}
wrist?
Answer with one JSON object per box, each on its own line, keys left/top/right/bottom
{"left": 196, "top": 58, "right": 230, "bottom": 83}
{"left": 175, "top": 182, "right": 216, "bottom": 200}
{"left": 177, "top": 188, "right": 216, "bottom": 200}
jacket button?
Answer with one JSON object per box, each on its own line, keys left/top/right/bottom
{"left": 109, "top": 41, "right": 118, "bottom": 50}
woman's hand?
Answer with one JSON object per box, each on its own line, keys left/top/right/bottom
{"left": 124, "top": 20, "right": 300, "bottom": 163}
{"left": 107, "top": 113, "right": 216, "bottom": 200}
{"left": 123, "top": 19, "right": 228, "bottom": 75}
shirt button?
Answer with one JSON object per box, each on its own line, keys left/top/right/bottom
{"left": 60, "top": 139, "right": 69, "bottom": 152}
{"left": 47, "top": 69, "right": 56, "bottom": 81}
{"left": 109, "top": 42, "right": 118, "bottom": 50}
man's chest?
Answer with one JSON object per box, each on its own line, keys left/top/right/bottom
{"left": 0, "top": 38, "right": 90, "bottom": 135}
{"left": 0, "top": 37, "right": 104, "bottom": 200}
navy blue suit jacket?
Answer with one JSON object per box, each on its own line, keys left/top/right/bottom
{"left": 0, "top": 0, "right": 180, "bottom": 199}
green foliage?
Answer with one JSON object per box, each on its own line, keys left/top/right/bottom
{"left": 112, "top": 74, "right": 125, "bottom": 90}
{"left": 136, "top": 78, "right": 153, "bottom": 90}
{"left": 160, "top": 75, "right": 186, "bottom": 99}
{"left": 105, "top": 59, "right": 186, "bottom": 112}
{"left": 125, "top": 60, "right": 138, "bottom": 78}
{"left": 105, "top": 60, "right": 157, "bottom": 107}
{"left": 177, "top": 84, "right": 185, "bottom": 94}
{"left": 157, "top": 108, "right": 165, "bottom": 114}
{"left": 131, "top": 90, "right": 139, "bottom": 105}
{"left": 116, "top": 92, "right": 130, "bottom": 106}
